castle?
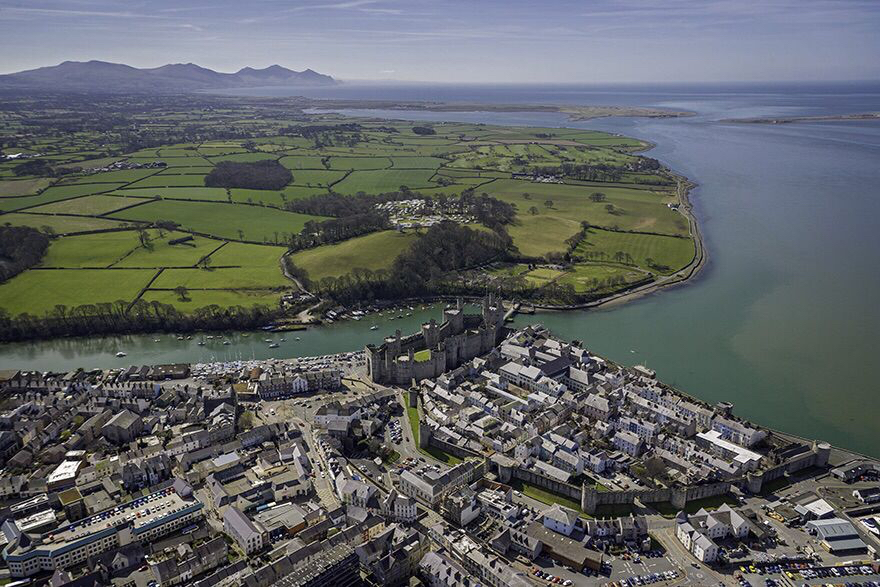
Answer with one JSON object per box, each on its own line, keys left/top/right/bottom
{"left": 366, "top": 295, "right": 505, "bottom": 385}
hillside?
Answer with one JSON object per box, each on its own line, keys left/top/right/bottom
{"left": 0, "top": 60, "right": 337, "bottom": 93}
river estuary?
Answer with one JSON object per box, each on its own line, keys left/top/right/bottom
{"left": 2, "top": 83, "right": 879, "bottom": 456}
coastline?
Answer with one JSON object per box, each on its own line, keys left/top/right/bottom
{"left": 295, "top": 97, "right": 696, "bottom": 121}
{"left": 720, "top": 112, "right": 880, "bottom": 124}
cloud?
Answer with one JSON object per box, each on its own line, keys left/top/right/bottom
{"left": 285, "top": 0, "right": 402, "bottom": 15}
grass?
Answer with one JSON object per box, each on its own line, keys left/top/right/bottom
{"left": 0, "top": 268, "right": 156, "bottom": 316}
{"left": 0, "top": 183, "right": 127, "bottom": 212}
{"left": 327, "top": 156, "right": 392, "bottom": 170}
{"left": 422, "top": 445, "right": 463, "bottom": 465}
{"left": 153, "top": 266, "right": 288, "bottom": 290}
{"left": 65, "top": 169, "right": 158, "bottom": 184}
{"left": 141, "top": 288, "right": 281, "bottom": 311}
{"left": 510, "top": 478, "right": 587, "bottom": 515}
{"left": 413, "top": 349, "right": 431, "bottom": 362}
{"left": 406, "top": 394, "right": 420, "bottom": 442}
{"left": 114, "top": 187, "right": 230, "bottom": 201}
{"left": 26, "top": 194, "right": 144, "bottom": 216}
{"left": 481, "top": 179, "right": 688, "bottom": 257}
{"left": 40, "top": 231, "right": 144, "bottom": 268}
{"left": 523, "top": 267, "right": 567, "bottom": 286}
{"left": 2, "top": 119, "right": 696, "bottom": 319}
{"left": 557, "top": 263, "right": 649, "bottom": 294}
{"left": 0, "top": 213, "right": 131, "bottom": 234}
{"left": 108, "top": 199, "right": 325, "bottom": 243}
{"left": 0, "top": 177, "right": 53, "bottom": 196}
{"left": 290, "top": 230, "right": 420, "bottom": 282}
{"left": 291, "top": 169, "right": 348, "bottom": 187}
{"left": 574, "top": 228, "right": 695, "bottom": 274}
{"left": 331, "top": 169, "right": 437, "bottom": 194}
{"left": 113, "top": 232, "right": 223, "bottom": 268}
{"left": 651, "top": 494, "right": 739, "bottom": 517}
{"left": 278, "top": 155, "right": 326, "bottom": 170}
{"left": 126, "top": 173, "right": 207, "bottom": 188}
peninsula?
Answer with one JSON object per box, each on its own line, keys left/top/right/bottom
{"left": 0, "top": 92, "right": 702, "bottom": 342}
{"left": 294, "top": 97, "right": 694, "bottom": 121}
{"left": 0, "top": 312, "right": 877, "bottom": 586}
{"left": 721, "top": 112, "right": 880, "bottom": 124}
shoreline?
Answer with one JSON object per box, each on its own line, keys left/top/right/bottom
{"left": 721, "top": 112, "right": 880, "bottom": 124}
{"left": 0, "top": 108, "right": 705, "bottom": 342}
{"left": 296, "top": 97, "right": 696, "bottom": 121}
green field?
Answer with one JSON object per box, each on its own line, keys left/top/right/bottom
{"left": 331, "top": 169, "right": 437, "bottom": 194}
{"left": 109, "top": 200, "right": 324, "bottom": 243}
{"left": 1, "top": 111, "right": 695, "bottom": 320}
{"left": 141, "top": 288, "right": 281, "bottom": 311}
{"left": 114, "top": 187, "right": 229, "bottom": 201}
{"left": 26, "top": 194, "right": 143, "bottom": 216}
{"left": 557, "top": 263, "right": 648, "bottom": 294}
{"left": 0, "top": 183, "right": 127, "bottom": 212}
{"left": 0, "top": 178, "right": 53, "bottom": 196}
{"left": 127, "top": 173, "right": 208, "bottom": 188}
{"left": 65, "top": 169, "right": 159, "bottom": 184}
{"left": 114, "top": 232, "right": 222, "bottom": 268}
{"left": 327, "top": 156, "right": 391, "bottom": 170}
{"left": 40, "top": 231, "right": 145, "bottom": 268}
{"left": 290, "top": 230, "right": 419, "bottom": 282}
{"left": 0, "top": 268, "right": 156, "bottom": 316}
{"left": 574, "top": 228, "right": 695, "bottom": 274}
{"left": 153, "top": 265, "right": 288, "bottom": 290}
{"left": 0, "top": 213, "right": 130, "bottom": 234}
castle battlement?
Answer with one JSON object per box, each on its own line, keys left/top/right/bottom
{"left": 366, "top": 295, "right": 505, "bottom": 385}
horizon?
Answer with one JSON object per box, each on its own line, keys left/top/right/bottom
{"left": 1, "top": 0, "right": 879, "bottom": 83}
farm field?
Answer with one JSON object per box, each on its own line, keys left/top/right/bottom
{"left": 0, "top": 268, "right": 156, "bottom": 316}
{"left": 40, "top": 231, "right": 146, "bottom": 268}
{"left": 574, "top": 228, "right": 696, "bottom": 274}
{"left": 108, "top": 199, "right": 324, "bottom": 243}
{"left": 557, "top": 263, "right": 648, "bottom": 294}
{"left": 141, "top": 288, "right": 281, "bottom": 311}
{"left": 290, "top": 230, "right": 420, "bottom": 283}
{"left": 0, "top": 182, "right": 127, "bottom": 212}
{"left": 332, "top": 169, "right": 437, "bottom": 194}
{"left": 26, "top": 194, "right": 144, "bottom": 216}
{"left": 0, "top": 110, "right": 694, "bottom": 322}
{"left": 0, "top": 213, "right": 130, "bottom": 234}
{"left": 0, "top": 178, "right": 53, "bottom": 196}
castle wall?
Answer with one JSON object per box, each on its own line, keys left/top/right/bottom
{"left": 367, "top": 296, "right": 504, "bottom": 385}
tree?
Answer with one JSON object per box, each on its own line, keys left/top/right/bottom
{"left": 238, "top": 410, "right": 256, "bottom": 431}
{"left": 174, "top": 286, "right": 189, "bottom": 301}
{"left": 523, "top": 192, "right": 531, "bottom": 200}
{"left": 528, "top": 206, "right": 540, "bottom": 215}
{"left": 544, "top": 199, "right": 553, "bottom": 208}
{"left": 137, "top": 228, "right": 153, "bottom": 251}
{"left": 590, "top": 192, "right": 606, "bottom": 202}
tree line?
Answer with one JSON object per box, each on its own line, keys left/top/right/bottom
{"left": 0, "top": 299, "right": 281, "bottom": 343}
{"left": 298, "top": 221, "right": 510, "bottom": 304}
{"left": 0, "top": 225, "right": 50, "bottom": 282}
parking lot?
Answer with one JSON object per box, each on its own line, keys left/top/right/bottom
{"left": 735, "top": 561, "right": 880, "bottom": 587}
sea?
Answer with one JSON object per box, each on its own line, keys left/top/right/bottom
{"left": 3, "top": 81, "right": 879, "bottom": 456}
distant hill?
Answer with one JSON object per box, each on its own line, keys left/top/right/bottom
{"left": 0, "top": 60, "right": 337, "bottom": 93}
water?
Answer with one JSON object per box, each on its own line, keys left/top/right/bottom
{"left": 3, "top": 83, "right": 880, "bottom": 456}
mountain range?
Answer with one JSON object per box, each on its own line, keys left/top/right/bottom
{"left": 0, "top": 61, "right": 337, "bottom": 93}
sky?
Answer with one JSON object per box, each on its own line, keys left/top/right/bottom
{"left": 1, "top": 0, "right": 879, "bottom": 83}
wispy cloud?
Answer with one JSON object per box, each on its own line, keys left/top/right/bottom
{"left": 285, "top": 0, "right": 402, "bottom": 15}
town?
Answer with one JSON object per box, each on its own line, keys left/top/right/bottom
{"left": 0, "top": 298, "right": 878, "bottom": 587}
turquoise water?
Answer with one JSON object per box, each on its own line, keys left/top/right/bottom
{"left": 2, "top": 83, "right": 879, "bottom": 456}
